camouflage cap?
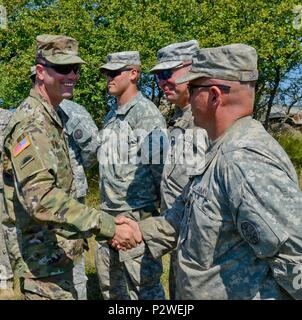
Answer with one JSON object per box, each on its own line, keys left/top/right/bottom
{"left": 100, "top": 51, "right": 141, "bottom": 70}
{"left": 176, "top": 43, "right": 258, "bottom": 84}
{"left": 36, "top": 34, "right": 86, "bottom": 65}
{"left": 150, "top": 40, "right": 199, "bottom": 72}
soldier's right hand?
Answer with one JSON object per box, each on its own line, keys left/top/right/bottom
{"left": 110, "top": 216, "right": 142, "bottom": 251}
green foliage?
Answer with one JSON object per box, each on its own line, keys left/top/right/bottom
{"left": 0, "top": 0, "right": 301, "bottom": 124}
{"left": 274, "top": 132, "right": 302, "bottom": 176}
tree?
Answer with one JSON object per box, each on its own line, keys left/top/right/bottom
{"left": 0, "top": 0, "right": 301, "bottom": 127}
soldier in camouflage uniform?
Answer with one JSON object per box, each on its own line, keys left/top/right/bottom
{"left": 1, "top": 34, "right": 130, "bottom": 300}
{"left": 114, "top": 44, "right": 302, "bottom": 299}
{"left": 95, "top": 51, "right": 166, "bottom": 300}
{"left": 150, "top": 40, "right": 207, "bottom": 299}
{"left": 0, "top": 108, "right": 14, "bottom": 299}
{"left": 57, "top": 99, "right": 99, "bottom": 299}
{"left": 30, "top": 66, "right": 100, "bottom": 299}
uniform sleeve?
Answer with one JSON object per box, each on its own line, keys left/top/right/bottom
{"left": 140, "top": 127, "right": 169, "bottom": 193}
{"left": 67, "top": 112, "right": 100, "bottom": 169}
{"left": 224, "top": 149, "right": 302, "bottom": 299}
{"left": 74, "top": 117, "right": 100, "bottom": 170}
{"left": 139, "top": 186, "right": 187, "bottom": 259}
{"left": 6, "top": 121, "right": 115, "bottom": 240}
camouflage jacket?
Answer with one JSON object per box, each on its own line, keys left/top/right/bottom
{"left": 2, "top": 89, "right": 115, "bottom": 279}
{"left": 0, "top": 108, "right": 14, "bottom": 282}
{"left": 98, "top": 91, "right": 166, "bottom": 215}
{"left": 160, "top": 105, "right": 207, "bottom": 212}
{"left": 58, "top": 99, "right": 100, "bottom": 200}
{"left": 140, "top": 116, "right": 302, "bottom": 299}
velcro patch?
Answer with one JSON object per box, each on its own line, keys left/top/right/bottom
{"left": 13, "top": 135, "right": 31, "bottom": 157}
{"left": 240, "top": 221, "right": 260, "bottom": 245}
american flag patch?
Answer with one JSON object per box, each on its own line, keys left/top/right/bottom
{"left": 13, "top": 136, "right": 31, "bottom": 157}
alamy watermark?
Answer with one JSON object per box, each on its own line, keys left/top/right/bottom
{"left": 0, "top": 264, "right": 8, "bottom": 289}
{"left": 97, "top": 127, "right": 207, "bottom": 175}
{"left": 0, "top": 5, "right": 7, "bottom": 30}
{"left": 293, "top": 264, "right": 302, "bottom": 291}
{"left": 293, "top": 5, "right": 302, "bottom": 30}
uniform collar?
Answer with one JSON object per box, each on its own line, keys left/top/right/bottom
{"left": 200, "top": 116, "right": 252, "bottom": 176}
{"left": 29, "top": 89, "right": 63, "bottom": 127}
{"left": 115, "top": 92, "right": 142, "bottom": 116}
{"left": 169, "top": 104, "right": 193, "bottom": 129}
{"left": 209, "top": 115, "right": 252, "bottom": 148}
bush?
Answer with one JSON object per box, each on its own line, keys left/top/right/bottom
{"left": 274, "top": 132, "right": 302, "bottom": 187}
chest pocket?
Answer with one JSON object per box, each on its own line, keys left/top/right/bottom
{"left": 180, "top": 185, "right": 223, "bottom": 269}
{"left": 50, "top": 130, "right": 73, "bottom": 191}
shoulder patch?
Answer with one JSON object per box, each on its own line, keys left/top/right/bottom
{"left": 13, "top": 135, "right": 31, "bottom": 157}
{"left": 240, "top": 221, "right": 260, "bottom": 245}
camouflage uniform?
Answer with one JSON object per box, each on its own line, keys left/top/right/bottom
{"left": 0, "top": 108, "right": 14, "bottom": 293}
{"left": 138, "top": 44, "right": 302, "bottom": 299}
{"left": 58, "top": 99, "right": 100, "bottom": 300}
{"left": 151, "top": 40, "right": 207, "bottom": 299}
{"left": 95, "top": 51, "right": 166, "bottom": 300}
{"left": 160, "top": 106, "right": 207, "bottom": 299}
{"left": 2, "top": 35, "right": 115, "bottom": 300}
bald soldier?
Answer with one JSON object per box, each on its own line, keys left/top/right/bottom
{"left": 113, "top": 44, "right": 302, "bottom": 299}
{"left": 2, "top": 35, "right": 137, "bottom": 300}
{"left": 150, "top": 40, "right": 207, "bottom": 299}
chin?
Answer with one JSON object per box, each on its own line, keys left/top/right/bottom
{"left": 62, "top": 92, "right": 73, "bottom": 99}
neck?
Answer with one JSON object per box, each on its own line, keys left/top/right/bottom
{"left": 117, "top": 86, "right": 138, "bottom": 106}
{"left": 34, "top": 84, "right": 61, "bottom": 109}
{"left": 209, "top": 114, "right": 249, "bottom": 140}
{"left": 177, "top": 101, "right": 190, "bottom": 109}
{"left": 176, "top": 94, "right": 190, "bottom": 109}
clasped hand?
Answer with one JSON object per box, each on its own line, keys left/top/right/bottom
{"left": 109, "top": 215, "right": 142, "bottom": 251}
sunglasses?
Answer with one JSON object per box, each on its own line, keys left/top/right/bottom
{"left": 42, "top": 63, "right": 81, "bottom": 75}
{"left": 188, "top": 84, "right": 231, "bottom": 95}
{"left": 155, "top": 63, "right": 192, "bottom": 81}
{"left": 102, "top": 68, "right": 133, "bottom": 79}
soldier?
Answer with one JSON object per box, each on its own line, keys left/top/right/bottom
{"left": 1, "top": 34, "right": 136, "bottom": 300}
{"left": 113, "top": 44, "right": 302, "bottom": 299}
{"left": 28, "top": 66, "right": 99, "bottom": 300}
{"left": 150, "top": 40, "right": 207, "bottom": 299}
{"left": 95, "top": 51, "right": 166, "bottom": 300}
{"left": 0, "top": 108, "right": 14, "bottom": 299}
{"left": 57, "top": 99, "right": 100, "bottom": 299}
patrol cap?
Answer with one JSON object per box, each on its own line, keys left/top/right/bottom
{"left": 100, "top": 51, "right": 141, "bottom": 70}
{"left": 150, "top": 40, "right": 199, "bottom": 72}
{"left": 36, "top": 34, "right": 86, "bottom": 65}
{"left": 176, "top": 43, "right": 258, "bottom": 84}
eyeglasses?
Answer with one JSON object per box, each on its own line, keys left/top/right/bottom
{"left": 41, "top": 63, "right": 81, "bottom": 75}
{"left": 188, "top": 84, "right": 231, "bottom": 95}
{"left": 102, "top": 68, "right": 133, "bottom": 78}
{"left": 155, "top": 63, "right": 192, "bottom": 81}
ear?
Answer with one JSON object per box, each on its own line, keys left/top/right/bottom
{"left": 36, "top": 64, "right": 45, "bottom": 81}
{"left": 130, "top": 68, "right": 139, "bottom": 81}
{"left": 209, "top": 86, "right": 222, "bottom": 109}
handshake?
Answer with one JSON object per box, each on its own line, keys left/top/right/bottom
{"left": 109, "top": 216, "right": 143, "bottom": 251}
